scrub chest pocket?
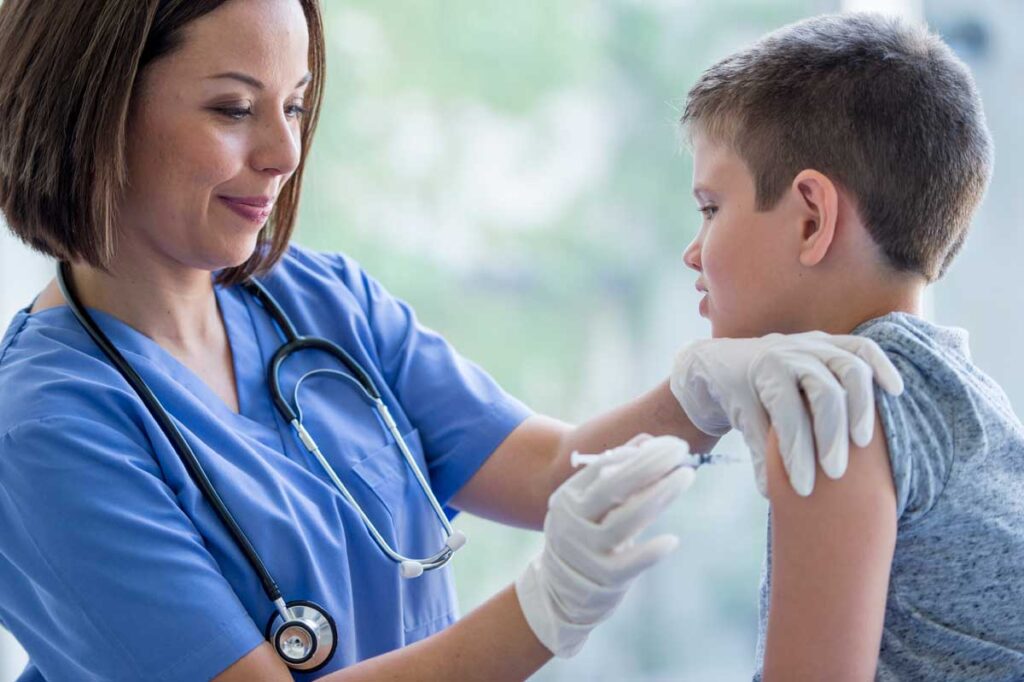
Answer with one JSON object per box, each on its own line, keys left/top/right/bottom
{"left": 350, "top": 429, "right": 461, "bottom": 636}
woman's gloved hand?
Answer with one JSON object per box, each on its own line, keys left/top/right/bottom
{"left": 670, "top": 331, "right": 904, "bottom": 497}
{"left": 515, "top": 435, "right": 694, "bottom": 658}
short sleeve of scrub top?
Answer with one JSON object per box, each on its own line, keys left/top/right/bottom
{"left": 0, "top": 244, "right": 533, "bottom": 681}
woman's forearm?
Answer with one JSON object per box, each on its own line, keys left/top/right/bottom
{"left": 552, "top": 379, "right": 720, "bottom": 479}
{"left": 329, "top": 585, "right": 550, "bottom": 681}
{"left": 453, "top": 380, "right": 719, "bottom": 529}
{"left": 217, "top": 587, "right": 550, "bottom": 681}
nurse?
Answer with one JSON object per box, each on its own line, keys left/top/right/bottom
{"left": 0, "top": 1, "right": 901, "bottom": 680}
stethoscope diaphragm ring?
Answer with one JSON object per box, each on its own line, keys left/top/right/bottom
{"left": 265, "top": 600, "right": 337, "bottom": 672}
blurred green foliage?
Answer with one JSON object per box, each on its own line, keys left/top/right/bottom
{"left": 294, "top": 1, "right": 826, "bottom": 678}
{"left": 300, "top": 1, "right": 822, "bottom": 405}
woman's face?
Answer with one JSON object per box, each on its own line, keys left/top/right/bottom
{"left": 119, "top": 0, "right": 311, "bottom": 273}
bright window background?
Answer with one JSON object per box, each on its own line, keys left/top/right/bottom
{"left": 1, "top": 1, "right": 1019, "bottom": 679}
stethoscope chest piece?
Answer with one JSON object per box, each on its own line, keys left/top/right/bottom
{"left": 266, "top": 600, "right": 338, "bottom": 672}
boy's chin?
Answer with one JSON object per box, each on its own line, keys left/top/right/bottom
{"left": 710, "top": 315, "right": 776, "bottom": 340}
{"left": 710, "top": 320, "right": 747, "bottom": 339}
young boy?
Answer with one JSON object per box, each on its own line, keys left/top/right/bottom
{"left": 680, "top": 13, "right": 1023, "bottom": 680}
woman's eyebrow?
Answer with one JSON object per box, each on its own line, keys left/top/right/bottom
{"left": 206, "top": 71, "right": 313, "bottom": 90}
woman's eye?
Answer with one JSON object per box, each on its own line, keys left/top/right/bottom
{"left": 213, "top": 105, "right": 307, "bottom": 121}
{"left": 698, "top": 205, "right": 718, "bottom": 220}
{"left": 216, "top": 106, "right": 252, "bottom": 121}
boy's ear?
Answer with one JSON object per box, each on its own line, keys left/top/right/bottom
{"left": 793, "top": 170, "right": 840, "bottom": 268}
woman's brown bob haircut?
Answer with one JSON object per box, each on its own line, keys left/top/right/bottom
{"left": 0, "top": 0, "right": 326, "bottom": 286}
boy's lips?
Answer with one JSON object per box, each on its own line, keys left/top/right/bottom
{"left": 695, "top": 281, "right": 709, "bottom": 318}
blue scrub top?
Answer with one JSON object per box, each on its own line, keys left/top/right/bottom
{"left": 0, "top": 245, "right": 532, "bottom": 681}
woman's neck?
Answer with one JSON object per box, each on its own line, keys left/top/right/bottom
{"left": 68, "top": 258, "right": 224, "bottom": 352}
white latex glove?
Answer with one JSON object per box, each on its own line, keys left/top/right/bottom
{"left": 515, "top": 435, "right": 694, "bottom": 658}
{"left": 670, "top": 331, "right": 904, "bottom": 497}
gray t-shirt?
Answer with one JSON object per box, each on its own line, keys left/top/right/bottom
{"left": 754, "top": 312, "right": 1024, "bottom": 680}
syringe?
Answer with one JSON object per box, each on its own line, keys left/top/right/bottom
{"left": 569, "top": 450, "right": 743, "bottom": 470}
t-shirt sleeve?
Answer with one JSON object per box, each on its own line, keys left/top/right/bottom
{"left": 0, "top": 417, "right": 265, "bottom": 682}
{"left": 326, "top": 253, "right": 534, "bottom": 506}
{"left": 867, "top": 326, "right": 961, "bottom": 524}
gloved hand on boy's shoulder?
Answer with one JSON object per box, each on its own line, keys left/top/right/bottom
{"left": 670, "top": 331, "right": 904, "bottom": 497}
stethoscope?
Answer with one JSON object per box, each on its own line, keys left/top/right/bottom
{"left": 56, "top": 262, "right": 467, "bottom": 672}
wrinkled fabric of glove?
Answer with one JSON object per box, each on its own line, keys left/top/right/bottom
{"left": 515, "top": 435, "right": 695, "bottom": 658}
{"left": 670, "top": 331, "right": 904, "bottom": 497}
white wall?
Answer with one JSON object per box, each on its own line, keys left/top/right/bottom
{"left": 929, "top": 0, "right": 1024, "bottom": 412}
{"left": 0, "top": 224, "right": 44, "bottom": 682}
{"left": 841, "top": 0, "right": 924, "bottom": 15}
{"left": 0, "top": 227, "right": 50, "bottom": 323}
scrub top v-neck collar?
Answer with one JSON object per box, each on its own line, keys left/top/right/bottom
{"left": 24, "top": 282, "right": 287, "bottom": 450}
{"left": 213, "top": 282, "right": 293, "bottom": 453}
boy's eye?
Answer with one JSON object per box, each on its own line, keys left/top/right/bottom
{"left": 698, "top": 205, "right": 718, "bottom": 220}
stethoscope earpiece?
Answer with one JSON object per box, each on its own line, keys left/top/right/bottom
{"left": 400, "top": 560, "right": 425, "bottom": 579}
{"left": 266, "top": 600, "right": 337, "bottom": 672}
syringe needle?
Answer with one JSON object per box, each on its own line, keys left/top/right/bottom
{"left": 569, "top": 450, "right": 741, "bottom": 469}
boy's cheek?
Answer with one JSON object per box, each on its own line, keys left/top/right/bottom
{"left": 701, "top": 246, "right": 742, "bottom": 334}
{"left": 702, "top": 220, "right": 786, "bottom": 333}
{"left": 704, "top": 262, "right": 779, "bottom": 337}
{"left": 704, "top": 242, "right": 754, "bottom": 304}
{"left": 707, "top": 292, "right": 748, "bottom": 338}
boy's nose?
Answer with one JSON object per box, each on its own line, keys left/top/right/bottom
{"left": 682, "top": 236, "right": 702, "bottom": 272}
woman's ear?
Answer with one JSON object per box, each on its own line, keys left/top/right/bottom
{"left": 793, "top": 170, "right": 840, "bottom": 268}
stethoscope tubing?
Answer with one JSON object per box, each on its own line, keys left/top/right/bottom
{"left": 56, "top": 262, "right": 286, "bottom": 605}
{"left": 56, "top": 262, "right": 460, "bottom": 607}
{"left": 241, "top": 278, "right": 458, "bottom": 547}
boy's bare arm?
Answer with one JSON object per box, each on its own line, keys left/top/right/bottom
{"left": 762, "top": 413, "right": 897, "bottom": 681}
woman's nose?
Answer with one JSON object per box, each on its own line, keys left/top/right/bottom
{"left": 252, "top": 116, "right": 302, "bottom": 178}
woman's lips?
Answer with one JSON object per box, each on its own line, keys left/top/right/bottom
{"left": 219, "top": 196, "right": 273, "bottom": 225}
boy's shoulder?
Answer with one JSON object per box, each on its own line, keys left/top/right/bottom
{"left": 853, "top": 312, "right": 969, "bottom": 367}
{"left": 853, "top": 312, "right": 982, "bottom": 410}
{"left": 853, "top": 312, "right": 1021, "bottom": 523}
{"left": 853, "top": 311, "right": 1012, "bottom": 418}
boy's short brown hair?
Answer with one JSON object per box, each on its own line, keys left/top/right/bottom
{"left": 0, "top": 0, "right": 326, "bottom": 286}
{"left": 682, "top": 13, "right": 993, "bottom": 281}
